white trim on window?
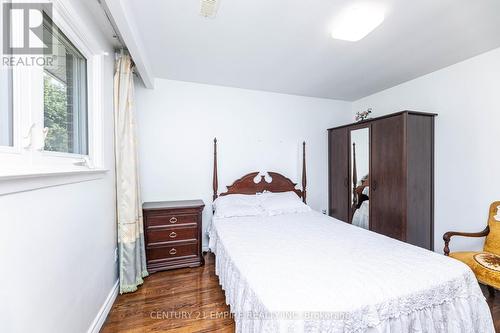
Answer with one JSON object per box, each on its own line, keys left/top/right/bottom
{"left": 0, "top": 169, "right": 108, "bottom": 196}
{"left": 0, "top": 67, "right": 32, "bottom": 166}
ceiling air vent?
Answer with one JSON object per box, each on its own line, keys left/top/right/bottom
{"left": 200, "top": 0, "right": 219, "bottom": 18}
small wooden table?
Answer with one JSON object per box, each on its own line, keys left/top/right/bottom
{"left": 143, "top": 200, "right": 205, "bottom": 273}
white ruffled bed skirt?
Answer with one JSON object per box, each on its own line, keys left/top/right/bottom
{"left": 210, "top": 230, "right": 494, "bottom": 333}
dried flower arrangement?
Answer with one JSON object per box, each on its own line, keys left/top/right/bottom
{"left": 355, "top": 108, "right": 372, "bottom": 122}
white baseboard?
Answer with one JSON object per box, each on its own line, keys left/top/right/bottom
{"left": 87, "top": 279, "right": 119, "bottom": 333}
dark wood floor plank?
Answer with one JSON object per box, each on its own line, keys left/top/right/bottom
{"left": 101, "top": 253, "right": 500, "bottom": 332}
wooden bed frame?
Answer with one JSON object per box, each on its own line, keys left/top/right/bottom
{"left": 212, "top": 138, "right": 307, "bottom": 203}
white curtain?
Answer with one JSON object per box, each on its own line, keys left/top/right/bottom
{"left": 114, "top": 52, "right": 148, "bottom": 293}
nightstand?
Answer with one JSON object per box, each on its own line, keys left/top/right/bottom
{"left": 143, "top": 200, "right": 205, "bottom": 273}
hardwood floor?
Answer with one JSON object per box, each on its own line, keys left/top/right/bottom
{"left": 102, "top": 253, "right": 500, "bottom": 332}
{"left": 101, "top": 253, "right": 234, "bottom": 333}
{"left": 483, "top": 285, "right": 500, "bottom": 332}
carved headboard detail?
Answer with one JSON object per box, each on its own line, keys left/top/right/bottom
{"left": 212, "top": 139, "right": 307, "bottom": 203}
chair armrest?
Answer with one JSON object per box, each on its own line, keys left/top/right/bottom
{"left": 443, "top": 226, "right": 489, "bottom": 256}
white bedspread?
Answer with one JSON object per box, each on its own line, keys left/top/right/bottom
{"left": 208, "top": 211, "right": 494, "bottom": 333}
{"left": 352, "top": 201, "right": 369, "bottom": 230}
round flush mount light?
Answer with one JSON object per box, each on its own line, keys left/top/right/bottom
{"left": 330, "top": 3, "right": 385, "bottom": 42}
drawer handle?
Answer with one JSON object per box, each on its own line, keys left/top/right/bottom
{"left": 169, "top": 248, "right": 177, "bottom": 255}
{"left": 169, "top": 232, "right": 177, "bottom": 238}
{"left": 169, "top": 217, "right": 177, "bottom": 224}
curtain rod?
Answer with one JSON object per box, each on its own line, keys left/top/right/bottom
{"left": 96, "top": 0, "right": 125, "bottom": 48}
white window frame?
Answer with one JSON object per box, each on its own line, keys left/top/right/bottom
{"left": 0, "top": 0, "right": 106, "bottom": 180}
{"left": 0, "top": 68, "right": 15, "bottom": 151}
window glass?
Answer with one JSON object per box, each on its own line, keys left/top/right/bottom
{"left": 43, "top": 14, "right": 88, "bottom": 155}
{"left": 0, "top": 68, "right": 13, "bottom": 147}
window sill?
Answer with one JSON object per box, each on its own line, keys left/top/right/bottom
{"left": 0, "top": 168, "right": 109, "bottom": 196}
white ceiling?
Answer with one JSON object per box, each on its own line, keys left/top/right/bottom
{"left": 123, "top": 0, "right": 500, "bottom": 101}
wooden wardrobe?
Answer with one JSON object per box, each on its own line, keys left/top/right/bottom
{"left": 328, "top": 111, "right": 436, "bottom": 250}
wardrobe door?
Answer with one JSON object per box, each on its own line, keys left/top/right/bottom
{"left": 328, "top": 128, "right": 349, "bottom": 222}
{"left": 371, "top": 115, "right": 406, "bottom": 240}
{"left": 406, "top": 114, "right": 434, "bottom": 250}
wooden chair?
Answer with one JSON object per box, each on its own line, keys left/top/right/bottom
{"left": 443, "top": 201, "right": 500, "bottom": 297}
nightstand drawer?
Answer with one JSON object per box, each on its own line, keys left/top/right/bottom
{"left": 146, "top": 213, "right": 198, "bottom": 227}
{"left": 147, "top": 226, "right": 197, "bottom": 244}
{"left": 147, "top": 242, "right": 198, "bottom": 261}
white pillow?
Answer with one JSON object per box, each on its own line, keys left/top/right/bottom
{"left": 213, "top": 193, "right": 260, "bottom": 209}
{"left": 362, "top": 186, "right": 369, "bottom": 196}
{"left": 213, "top": 194, "right": 263, "bottom": 218}
{"left": 260, "top": 191, "right": 311, "bottom": 216}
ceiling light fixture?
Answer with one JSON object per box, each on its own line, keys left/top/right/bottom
{"left": 330, "top": 3, "right": 385, "bottom": 42}
{"left": 200, "top": 0, "right": 220, "bottom": 18}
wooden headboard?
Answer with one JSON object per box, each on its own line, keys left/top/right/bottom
{"left": 212, "top": 138, "right": 307, "bottom": 203}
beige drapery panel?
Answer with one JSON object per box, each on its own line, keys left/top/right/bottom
{"left": 114, "top": 53, "right": 148, "bottom": 293}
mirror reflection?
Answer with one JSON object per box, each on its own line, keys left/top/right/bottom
{"left": 351, "top": 128, "right": 370, "bottom": 229}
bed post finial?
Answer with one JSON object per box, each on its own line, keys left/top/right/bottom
{"left": 213, "top": 138, "right": 218, "bottom": 201}
{"left": 302, "top": 141, "right": 307, "bottom": 203}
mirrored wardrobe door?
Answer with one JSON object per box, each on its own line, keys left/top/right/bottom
{"left": 350, "top": 127, "right": 370, "bottom": 229}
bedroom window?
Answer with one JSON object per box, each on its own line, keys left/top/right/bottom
{"left": 0, "top": 68, "right": 13, "bottom": 147}
{"left": 43, "top": 15, "right": 88, "bottom": 155}
{"left": 0, "top": 3, "right": 105, "bottom": 181}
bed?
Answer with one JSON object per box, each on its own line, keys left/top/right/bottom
{"left": 352, "top": 186, "right": 369, "bottom": 229}
{"left": 208, "top": 139, "right": 494, "bottom": 332}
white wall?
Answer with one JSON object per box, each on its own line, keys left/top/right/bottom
{"left": 135, "top": 79, "right": 351, "bottom": 248}
{"left": 0, "top": 1, "right": 117, "bottom": 332}
{"left": 353, "top": 47, "right": 500, "bottom": 252}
